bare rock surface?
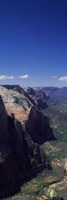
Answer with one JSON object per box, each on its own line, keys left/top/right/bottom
{"left": 0, "top": 85, "right": 32, "bottom": 121}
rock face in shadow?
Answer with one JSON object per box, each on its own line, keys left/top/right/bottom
{"left": 25, "top": 106, "right": 56, "bottom": 144}
{"left": 0, "top": 95, "right": 9, "bottom": 142}
{"left": 0, "top": 95, "right": 52, "bottom": 198}
{"left": 26, "top": 87, "right": 48, "bottom": 110}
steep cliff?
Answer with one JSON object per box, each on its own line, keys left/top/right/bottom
{"left": 25, "top": 106, "right": 56, "bottom": 144}
{"left": 0, "top": 95, "right": 52, "bottom": 198}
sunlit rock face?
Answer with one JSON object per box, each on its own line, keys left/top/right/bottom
{"left": 25, "top": 106, "right": 56, "bottom": 144}
{"left": 0, "top": 85, "right": 32, "bottom": 122}
{"left": 0, "top": 95, "right": 52, "bottom": 198}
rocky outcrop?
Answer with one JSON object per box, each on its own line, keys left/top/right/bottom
{"left": 26, "top": 87, "right": 36, "bottom": 96}
{"left": 0, "top": 95, "right": 52, "bottom": 198}
{"left": 26, "top": 87, "right": 48, "bottom": 110}
{"left": 25, "top": 106, "right": 56, "bottom": 144}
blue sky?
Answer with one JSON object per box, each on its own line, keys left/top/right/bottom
{"left": 0, "top": 0, "right": 67, "bottom": 87}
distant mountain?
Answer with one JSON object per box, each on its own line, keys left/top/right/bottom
{"left": 41, "top": 87, "right": 67, "bottom": 102}
{"left": 26, "top": 86, "right": 67, "bottom": 114}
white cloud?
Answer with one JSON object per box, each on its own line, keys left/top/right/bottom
{"left": 52, "top": 76, "right": 57, "bottom": 78}
{"left": 19, "top": 74, "right": 29, "bottom": 79}
{"left": 59, "top": 76, "right": 67, "bottom": 81}
{"left": 0, "top": 75, "right": 14, "bottom": 80}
